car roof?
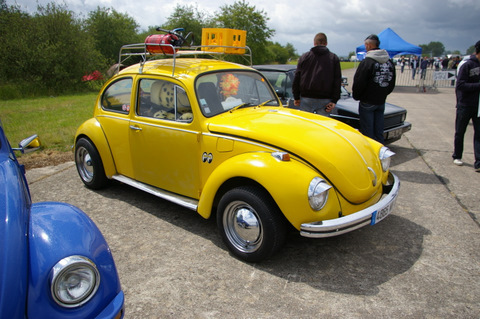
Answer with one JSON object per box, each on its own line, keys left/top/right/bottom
{"left": 120, "top": 58, "right": 254, "bottom": 78}
{"left": 253, "top": 64, "right": 297, "bottom": 72}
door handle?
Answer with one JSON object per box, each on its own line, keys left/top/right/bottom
{"left": 129, "top": 125, "right": 142, "bottom": 131}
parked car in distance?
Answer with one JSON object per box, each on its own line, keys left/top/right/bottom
{"left": 253, "top": 64, "right": 412, "bottom": 144}
{"left": 0, "top": 120, "right": 124, "bottom": 318}
{"left": 74, "top": 37, "right": 399, "bottom": 262}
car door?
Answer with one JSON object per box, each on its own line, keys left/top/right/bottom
{"left": 129, "top": 78, "right": 200, "bottom": 199}
{"left": 96, "top": 77, "right": 135, "bottom": 177}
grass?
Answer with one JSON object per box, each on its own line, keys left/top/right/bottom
{"left": 1, "top": 93, "right": 96, "bottom": 158}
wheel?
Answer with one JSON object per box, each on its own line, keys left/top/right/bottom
{"left": 75, "top": 137, "right": 109, "bottom": 189}
{"left": 217, "top": 186, "right": 287, "bottom": 262}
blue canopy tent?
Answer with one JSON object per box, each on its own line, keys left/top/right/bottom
{"left": 355, "top": 28, "right": 422, "bottom": 60}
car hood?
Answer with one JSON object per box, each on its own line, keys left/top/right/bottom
{"left": 207, "top": 107, "right": 382, "bottom": 203}
{"left": 336, "top": 96, "right": 406, "bottom": 116}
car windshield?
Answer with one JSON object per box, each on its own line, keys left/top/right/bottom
{"left": 196, "top": 71, "right": 279, "bottom": 117}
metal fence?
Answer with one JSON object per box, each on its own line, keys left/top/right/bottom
{"left": 395, "top": 66, "right": 457, "bottom": 90}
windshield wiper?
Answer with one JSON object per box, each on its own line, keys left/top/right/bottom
{"left": 229, "top": 103, "right": 252, "bottom": 113}
{"left": 229, "top": 99, "right": 277, "bottom": 113}
{"left": 258, "top": 99, "right": 276, "bottom": 107}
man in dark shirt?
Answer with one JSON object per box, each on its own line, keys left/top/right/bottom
{"left": 292, "top": 33, "right": 341, "bottom": 116}
{"left": 352, "top": 34, "right": 396, "bottom": 144}
{"left": 452, "top": 40, "right": 480, "bottom": 172}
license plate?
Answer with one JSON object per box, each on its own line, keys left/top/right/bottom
{"left": 373, "top": 196, "right": 396, "bottom": 224}
{"left": 387, "top": 128, "right": 403, "bottom": 140}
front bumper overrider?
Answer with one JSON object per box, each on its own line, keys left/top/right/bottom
{"left": 300, "top": 172, "right": 400, "bottom": 238}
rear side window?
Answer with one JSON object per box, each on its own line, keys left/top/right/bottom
{"left": 137, "top": 78, "right": 192, "bottom": 122}
{"left": 101, "top": 78, "right": 133, "bottom": 113}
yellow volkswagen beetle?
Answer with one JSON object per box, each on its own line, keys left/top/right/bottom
{"left": 74, "top": 42, "right": 399, "bottom": 262}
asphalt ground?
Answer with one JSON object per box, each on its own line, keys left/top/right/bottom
{"left": 26, "top": 68, "right": 480, "bottom": 318}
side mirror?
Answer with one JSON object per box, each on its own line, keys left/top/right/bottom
{"left": 13, "top": 134, "right": 41, "bottom": 153}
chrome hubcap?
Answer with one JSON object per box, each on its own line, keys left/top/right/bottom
{"left": 223, "top": 201, "right": 262, "bottom": 253}
{"left": 76, "top": 147, "right": 94, "bottom": 182}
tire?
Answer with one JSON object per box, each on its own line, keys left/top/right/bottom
{"left": 75, "top": 137, "right": 109, "bottom": 190}
{"left": 217, "top": 186, "right": 287, "bottom": 262}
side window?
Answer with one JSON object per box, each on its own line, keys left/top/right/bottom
{"left": 137, "top": 79, "right": 192, "bottom": 122}
{"left": 101, "top": 78, "right": 132, "bottom": 113}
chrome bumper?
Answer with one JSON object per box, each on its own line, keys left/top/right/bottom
{"left": 300, "top": 172, "right": 400, "bottom": 238}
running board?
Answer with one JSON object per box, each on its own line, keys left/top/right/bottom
{"left": 111, "top": 175, "right": 198, "bottom": 211}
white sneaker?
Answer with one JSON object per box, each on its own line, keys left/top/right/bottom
{"left": 453, "top": 159, "right": 463, "bottom": 166}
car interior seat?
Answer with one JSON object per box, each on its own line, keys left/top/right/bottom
{"left": 197, "top": 82, "right": 224, "bottom": 115}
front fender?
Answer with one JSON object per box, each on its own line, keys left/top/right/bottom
{"left": 75, "top": 118, "right": 116, "bottom": 178}
{"left": 197, "top": 152, "right": 341, "bottom": 229}
{"left": 28, "top": 202, "right": 122, "bottom": 318}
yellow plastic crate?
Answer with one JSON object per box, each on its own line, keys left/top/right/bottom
{"left": 201, "top": 28, "right": 247, "bottom": 54}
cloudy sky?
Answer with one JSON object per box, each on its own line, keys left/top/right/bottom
{"left": 7, "top": 0, "right": 479, "bottom": 57}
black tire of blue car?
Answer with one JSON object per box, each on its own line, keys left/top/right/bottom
{"left": 217, "top": 186, "right": 287, "bottom": 262}
{"left": 75, "top": 137, "right": 109, "bottom": 190}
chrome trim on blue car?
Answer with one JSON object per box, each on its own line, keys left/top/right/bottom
{"left": 300, "top": 172, "right": 400, "bottom": 238}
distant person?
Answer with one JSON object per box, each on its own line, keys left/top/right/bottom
{"left": 411, "top": 56, "right": 419, "bottom": 80}
{"left": 452, "top": 40, "right": 480, "bottom": 172}
{"left": 447, "top": 57, "right": 456, "bottom": 69}
{"left": 292, "top": 32, "right": 341, "bottom": 116}
{"left": 420, "top": 57, "right": 428, "bottom": 79}
{"left": 400, "top": 57, "right": 406, "bottom": 73}
{"left": 352, "top": 34, "right": 396, "bottom": 143}
{"left": 450, "top": 56, "right": 460, "bottom": 86}
{"left": 442, "top": 56, "right": 450, "bottom": 70}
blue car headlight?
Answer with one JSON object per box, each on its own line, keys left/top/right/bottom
{"left": 50, "top": 255, "right": 100, "bottom": 308}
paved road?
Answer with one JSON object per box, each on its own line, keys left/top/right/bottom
{"left": 27, "top": 71, "right": 479, "bottom": 318}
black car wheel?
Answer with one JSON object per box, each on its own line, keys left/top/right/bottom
{"left": 75, "top": 138, "right": 109, "bottom": 189}
{"left": 217, "top": 186, "right": 286, "bottom": 262}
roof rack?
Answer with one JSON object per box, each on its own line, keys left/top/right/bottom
{"left": 117, "top": 43, "right": 253, "bottom": 76}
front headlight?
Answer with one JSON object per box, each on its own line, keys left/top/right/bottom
{"left": 308, "top": 177, "right": 332, "bottom": 211}
{"left": 379, "top": 146, "right": 395, "bottom": 172}
{"left": 50, "top": 255, "right": 100, "bottom": 308}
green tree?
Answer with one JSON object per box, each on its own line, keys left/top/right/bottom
{"left": 0, "top": 1, "right": 33, "bottom": 80}
{"left": 84, "top": 7, "right": 140, "bottom": 65}
{"left": 419, "top": 41, "right": 445, "bottom": 57}
{"left": 213, "top": 0, "right": 274, "bottom": 64}
{"left": 157, "top": 4, "right": 213, "bottom": 46}
{"left": 265, "top": 42, "right": 290, "bottom": 64}
{"left": 31, "top": 4, "right": 105, "bottom": 93}
{"left": 466, "top": 45, "right": 475, "bottom": 55}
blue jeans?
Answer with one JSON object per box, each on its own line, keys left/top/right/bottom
{"left": 359, "top": 102, "right": 385, "bottom": 144}
{"left": 299, "top": 97, "right": 332, "bottom": 116}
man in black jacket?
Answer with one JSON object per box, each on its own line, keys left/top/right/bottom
{"left": 352, "top": 34, "right": 396, "bottom": 143}
{"left": 452, "top": 40, "right": 480, "bottom": 172}
{"left": 292, "top": 33, "right": 341, "bottom": 116}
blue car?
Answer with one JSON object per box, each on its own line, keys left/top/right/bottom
{"left": 0, "top": 120, "right": 124, "bottom": 318}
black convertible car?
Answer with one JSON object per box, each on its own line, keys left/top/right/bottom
{"left": 254, "top": 64, "right": 411, "bottom": 144}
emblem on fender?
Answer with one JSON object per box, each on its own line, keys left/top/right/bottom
{"left": 202, "top": 152, "right": 213, "bottom": 163}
